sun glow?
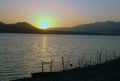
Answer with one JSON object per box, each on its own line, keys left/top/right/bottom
{"left": 32, "top": 15, "right": 59, "bottom": 29}
{"left": 40, "top": 22, "right": 49, "bottom": 29}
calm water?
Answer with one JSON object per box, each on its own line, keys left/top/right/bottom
{"left": 0, "top": 33, "right": 120, "bottom": 81}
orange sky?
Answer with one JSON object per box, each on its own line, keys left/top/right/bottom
{"left": 0, "top": 0, "right": 120, "bottom": 28}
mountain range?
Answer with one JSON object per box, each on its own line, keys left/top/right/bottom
{"left": 0, "top": 21, "right": 120, "bottom": 35}
{"left": 51, "top": 21, "right": 120, "bottom": 35}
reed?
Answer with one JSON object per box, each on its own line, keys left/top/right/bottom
{"left": 50, "top": 60, "right": 53, "bottom": 72}
{"left": 42, "top": 60, "right": 44, "bottom": 72}
{"left": 40, "top": 49, "right": 119, "bottom": 72}
{"left": 11, "top": 49, "right": 120, "bottom": 81}
{"left": 62, "top": 56, "right": 65, "bottom": 71}
{"left": 105, "top": 50, "right": 108, "bottom": 62}
{"left": 113, "top": 50, "right": 117, "bottom": 59}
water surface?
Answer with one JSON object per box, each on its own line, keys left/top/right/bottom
{"left": 0, "top": 34, "right": 120, "bottom": 81}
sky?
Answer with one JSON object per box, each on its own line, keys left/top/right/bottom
{"left": 0, "top": 0, "right": 120, "bottom": 28}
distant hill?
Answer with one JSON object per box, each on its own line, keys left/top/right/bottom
{"left": 0, "top": 22, "right": 41, "bottom": 33}
{"left": 0, "top": 22, "right": 98, "bottom": 35}
{"left": 51, "top": 21, "right": 120, "bottom": 35}
{"left": 74, "top": 21, "right": 120, "bottom": 34}
{"left": 0, "top": 21, "right": 120, "bottom": 35}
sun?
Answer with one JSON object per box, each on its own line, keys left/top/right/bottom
{"left": 40, "top": 22, "right": 49, "bottom": 29}
{"left": 33, "top": 16, "right": 58, "bottom": 29}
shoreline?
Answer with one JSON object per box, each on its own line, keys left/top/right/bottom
{"left": 11, "top": 57, "right": 120, "bottom": 81}
{"left": 1, "top": 32, "right": 120, "bottom": 36}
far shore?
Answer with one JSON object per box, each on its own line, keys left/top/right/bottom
{"left": 0, "top": 32, "right": 120, "bottom": 36}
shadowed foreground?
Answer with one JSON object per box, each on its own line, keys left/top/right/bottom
{"left": 11, "top": 57, "right": 120, "bottom": 81}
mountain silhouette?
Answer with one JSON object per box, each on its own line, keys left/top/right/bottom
{"left": 74, "top": 21, "right": 120, "bottom": 34}
{"left": 0, "top": 22, "right": 41, "bottom": 33}
{"left": 51, "top": 21, "right": 120, "bottom": 35}
{"left": 0, "top": 21, "right": 120, "bottom": 35}
{"left": 0, "top": 22, "right": 96, "bottom": 35}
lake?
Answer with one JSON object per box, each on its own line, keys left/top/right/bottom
{"left": 0, "top": 33, "right": 120, "bottom": 81}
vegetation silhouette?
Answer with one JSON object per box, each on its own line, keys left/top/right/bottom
{"left": 11, "top": 50, "right": 120, "bottom": 81}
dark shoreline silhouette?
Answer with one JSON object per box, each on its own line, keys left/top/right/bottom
{"left": 11, "top": 57, "right": 120, "bottom": 81}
